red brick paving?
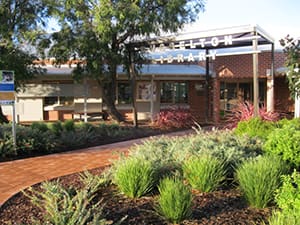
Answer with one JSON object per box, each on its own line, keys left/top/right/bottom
{"left": 0, "top": 130, "right": 193, "bottom": 206}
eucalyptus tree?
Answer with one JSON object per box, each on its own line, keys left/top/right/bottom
{"left": 46, "top": 0, "right": 205, "bottom": 122}
{"left": 0, "top": 0, "right": 58, "bottom": 122}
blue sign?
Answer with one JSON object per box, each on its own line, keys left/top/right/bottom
{"left": 0, "top": 70, "right": 14, "bottom": 92}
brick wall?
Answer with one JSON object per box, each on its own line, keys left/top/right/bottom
{"left": 214, "top": 51, "right": 285, "bottom": 78}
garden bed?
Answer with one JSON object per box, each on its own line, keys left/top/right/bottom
{"left": 0, "top": 167, "right": 272, "bottom": 225}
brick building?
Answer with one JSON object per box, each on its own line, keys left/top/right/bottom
{"left": 2, "top": 25, "right": 293, "bottom": 124}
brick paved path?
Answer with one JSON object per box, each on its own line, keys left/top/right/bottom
{"left": 0, "top": 130, "right": 193, "bottom": 206}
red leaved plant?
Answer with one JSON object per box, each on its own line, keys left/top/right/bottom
{"left": 153, "top": 106, "right": 195, "bottom": 129}
{"left": 225, "top": 101, "right": 280, "bottom": 129}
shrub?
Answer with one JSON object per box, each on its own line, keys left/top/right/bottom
{"left": 183, "top": 154, "right": 226, "bottom": 192}
{"left": 155, "top": 176, "right": 192, "bottom": 224}
{"left": 274, "top": 170, "right": 300, "bottom": 215}
{"left": 0, "top": 135, "right": 15, "bottom": 158}
{"left": 263, "top": 120, "right": 300, "bottom": 167}
{"left": 63, "top": 119, "right": 75, "bottom": 132}
{"left": 268, "top": 170, "right": 300, "bottom": 225}
{"left": 267, "top": 211, "right": 300, "bottom": 225}
{"left": 225, "top": 101, "right": 280, "bottom": 129}
{"left": 235, "top": 155, "right": 287, "bottom": 208}
{"left": 153, "top": 106, "right": 194, "bottom": 129}
{"left": 48, "top": 121, "right": 63, "bottom": 136}
{"left": 128, "top": 130, "right": 263, "bottom": 180}
{"left": 24, "top": 181, "right": 107, "bottom": 225}
{"left": 128, "top": 137, "right": 182, "bottom": 180}
{"left": 234, "top": 117, "right": 276, "bottom": 140}
{"left": 30, "top": 122, "right": 49, "bottom": 132}
{"left": 113, "top": 158, "right": 156, "bottom": 198}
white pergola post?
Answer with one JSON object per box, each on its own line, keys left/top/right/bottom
{"left": 267, "top": 43, "right": 275, "bottom": 112}
{"left": 252, "top": 32, "right": 259, "bottom": 117}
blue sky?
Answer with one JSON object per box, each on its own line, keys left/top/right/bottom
{"left": 47, "top": 0, "right": 299, "bottom": 49}
{"left": 184, "top": 0, "right": 299, "bottom": 48}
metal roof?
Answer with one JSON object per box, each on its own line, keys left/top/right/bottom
{"left": 44, "top": 64, "right": 207, "bottom": 76}
{"left": 131, "top": 24, "right": 274, "bottom": 51}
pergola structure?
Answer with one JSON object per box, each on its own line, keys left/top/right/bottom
{"left": 132, "top": 24, "right": 275, "bottom": 122}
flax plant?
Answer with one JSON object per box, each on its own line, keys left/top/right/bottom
{"left": 235, "top": 155, "right": 287, "bottom": 208}
{"left": 155, "top": 176, "right": 193, "bottom": 224}
{"left": 113, "top": 157, "right": 156, "bottom": 198}
{"left": 183, "top": 154, "right": 226, "bottom": 192}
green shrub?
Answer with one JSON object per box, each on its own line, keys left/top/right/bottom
{"left": 16, "top": 125, "right": 57, "bottom": 154}
{"left": 48, "top": 121, "right": 63, "bottom": 136}
{"left": 267, "top": 211, "right": 300, "bottom": 225}
{"left": 30, "top": 122, "right": 49, "bottom": 132}
{"left": 234, "top": 117, "right": 276, "bottom": 140}
{"left": 129, "top": 131, "right": 263, "bottom": 180}
{"left": 128, "top": 137, "right": 182, "bottom": 180}
{"left": 183, "top": 154, "right": 226, "bottom": 192}
{"left": 263, "top": 121, "right": 300, "bottom": 167}
{"left": 235, "top": 155, "right": 287, "bottom": 208}
{"left": 274, "top": 170, "right": 300, "bottom": 215}
{"left": 0, "top": 135, "right": 15, "bottom": 158}
{"left": 63, "top": 119, "right": 75, "bottom": 132}
{"left": 24, "top": 181, "right": 107, "bottom": 225}
{"left": 113, "top": 157, "right": 156, "bottom": 198}
{"left": 155, "top": 176, "right": 192, "bottom": 224}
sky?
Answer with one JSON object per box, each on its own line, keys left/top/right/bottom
{"left": 47, "top": 0, "right": 299, "bottom": 49}
{"left": 183, "top": 0, "right": 299, "bottom": 49}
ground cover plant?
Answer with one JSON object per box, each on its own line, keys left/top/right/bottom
{"left": 1, "top": 118, "right": 300, "bottom": 224}
{"left": 0, "top": 120, "right": 167, "bottom": 161}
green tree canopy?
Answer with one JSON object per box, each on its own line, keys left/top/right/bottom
{"left": 0, "top": 0, "right": 58, "bottom": 122}
{"left": 44, "top": 0, "right": 205, "bottom": 121}
{"left": 280, "top": 35, "right": 300, "bottom": 98}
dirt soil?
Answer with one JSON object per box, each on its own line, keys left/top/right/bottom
{"left": 0, "top": 167, "right": 273, "bottom": 225}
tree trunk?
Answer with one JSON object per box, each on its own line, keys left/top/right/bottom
{"left": 102, "top": 93, "right": 125, "bottom": 122}
{"left": 129, "top": 51, "right": 138, "bottom": 128}
{"left": 0, "top": 106, "right": 9, "bottom": 123}
{"left": 98, "top": 67, "right": 125, "bottom": 123}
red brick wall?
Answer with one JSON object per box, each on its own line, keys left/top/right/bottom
{"left": 214, "top": 51, "right": 285, "bottom": 79}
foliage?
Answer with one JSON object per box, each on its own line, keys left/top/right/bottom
{"left": 63, "top": 119, "right": 75, "bottom": 132}
{"left": 263, "top": 119, "right": 300, "bottom": 167}
{"left": 225, "top": 101, "right": 280, "bottom": 129}
{"left": 235, "top": 155, "right": 287, "bottom": 208}
{"left": 48, "top": 121, "right": 63, "bottom": 136}
{"left": 275, "top": 170, "right": 300, "bottom": 214}
{"left": 15, "top": 125, "right": 57, "bottom": 154}
{"left": 267, "top": 211, "right": 300, "bottom": 225}
{"left": 113, "top": 157, "right": 156, "bottom": 198}
{"left": 30, "top": 122, "right": 49, "bottom": 132}
{"left": 43, "top": 0, "right": 205, "bottom": 121}
{"left": 234, "top": 117, "right": 277, "bottom": 140}
{"left": 0, "top": 135, "right": 15, "bottom": 158}
{"left": 128, "top": 130, "right": 263, "bottom": 180}
{"left": 183, "top": 154, "right": 226, "bottom": 192}
{"left": 267, "top": 170, "right": 300, "bottom": 225}
{"left": 279, "top": 35, "right": 300, "bottom": 98}
{"left": 153, "top": 107, "right": 195, "bottom": 129}
{"left": 24, "top": 180, "right": 107, "bottom": 225}
{"left": 155, "top": 176, "right": 192, "bottom": 224}
{"left": 0, "top": 122, "right": 140, "bottom": 160}
{"left": 0, "top": 0, "right": 59, "bottom": 123}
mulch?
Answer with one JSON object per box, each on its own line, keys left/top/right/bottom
{"left": 0, "top": 167, "right": 273, "bottom": 225}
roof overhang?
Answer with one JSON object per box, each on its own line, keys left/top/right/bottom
{"left": 131, "top": 24, "right": 274, "bottom": 51}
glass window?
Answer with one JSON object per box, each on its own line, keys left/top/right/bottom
{"left": 117, "top": 82, "right": 132, "bottom": 104}
{"left": 44, "top": 96, "right": 74, "bottom": 106}
{"left": 161, "top": 82, "right": 188, "bottom": 104}
{"left": 44, "top": 97, "right": 58, "bottom": 106}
